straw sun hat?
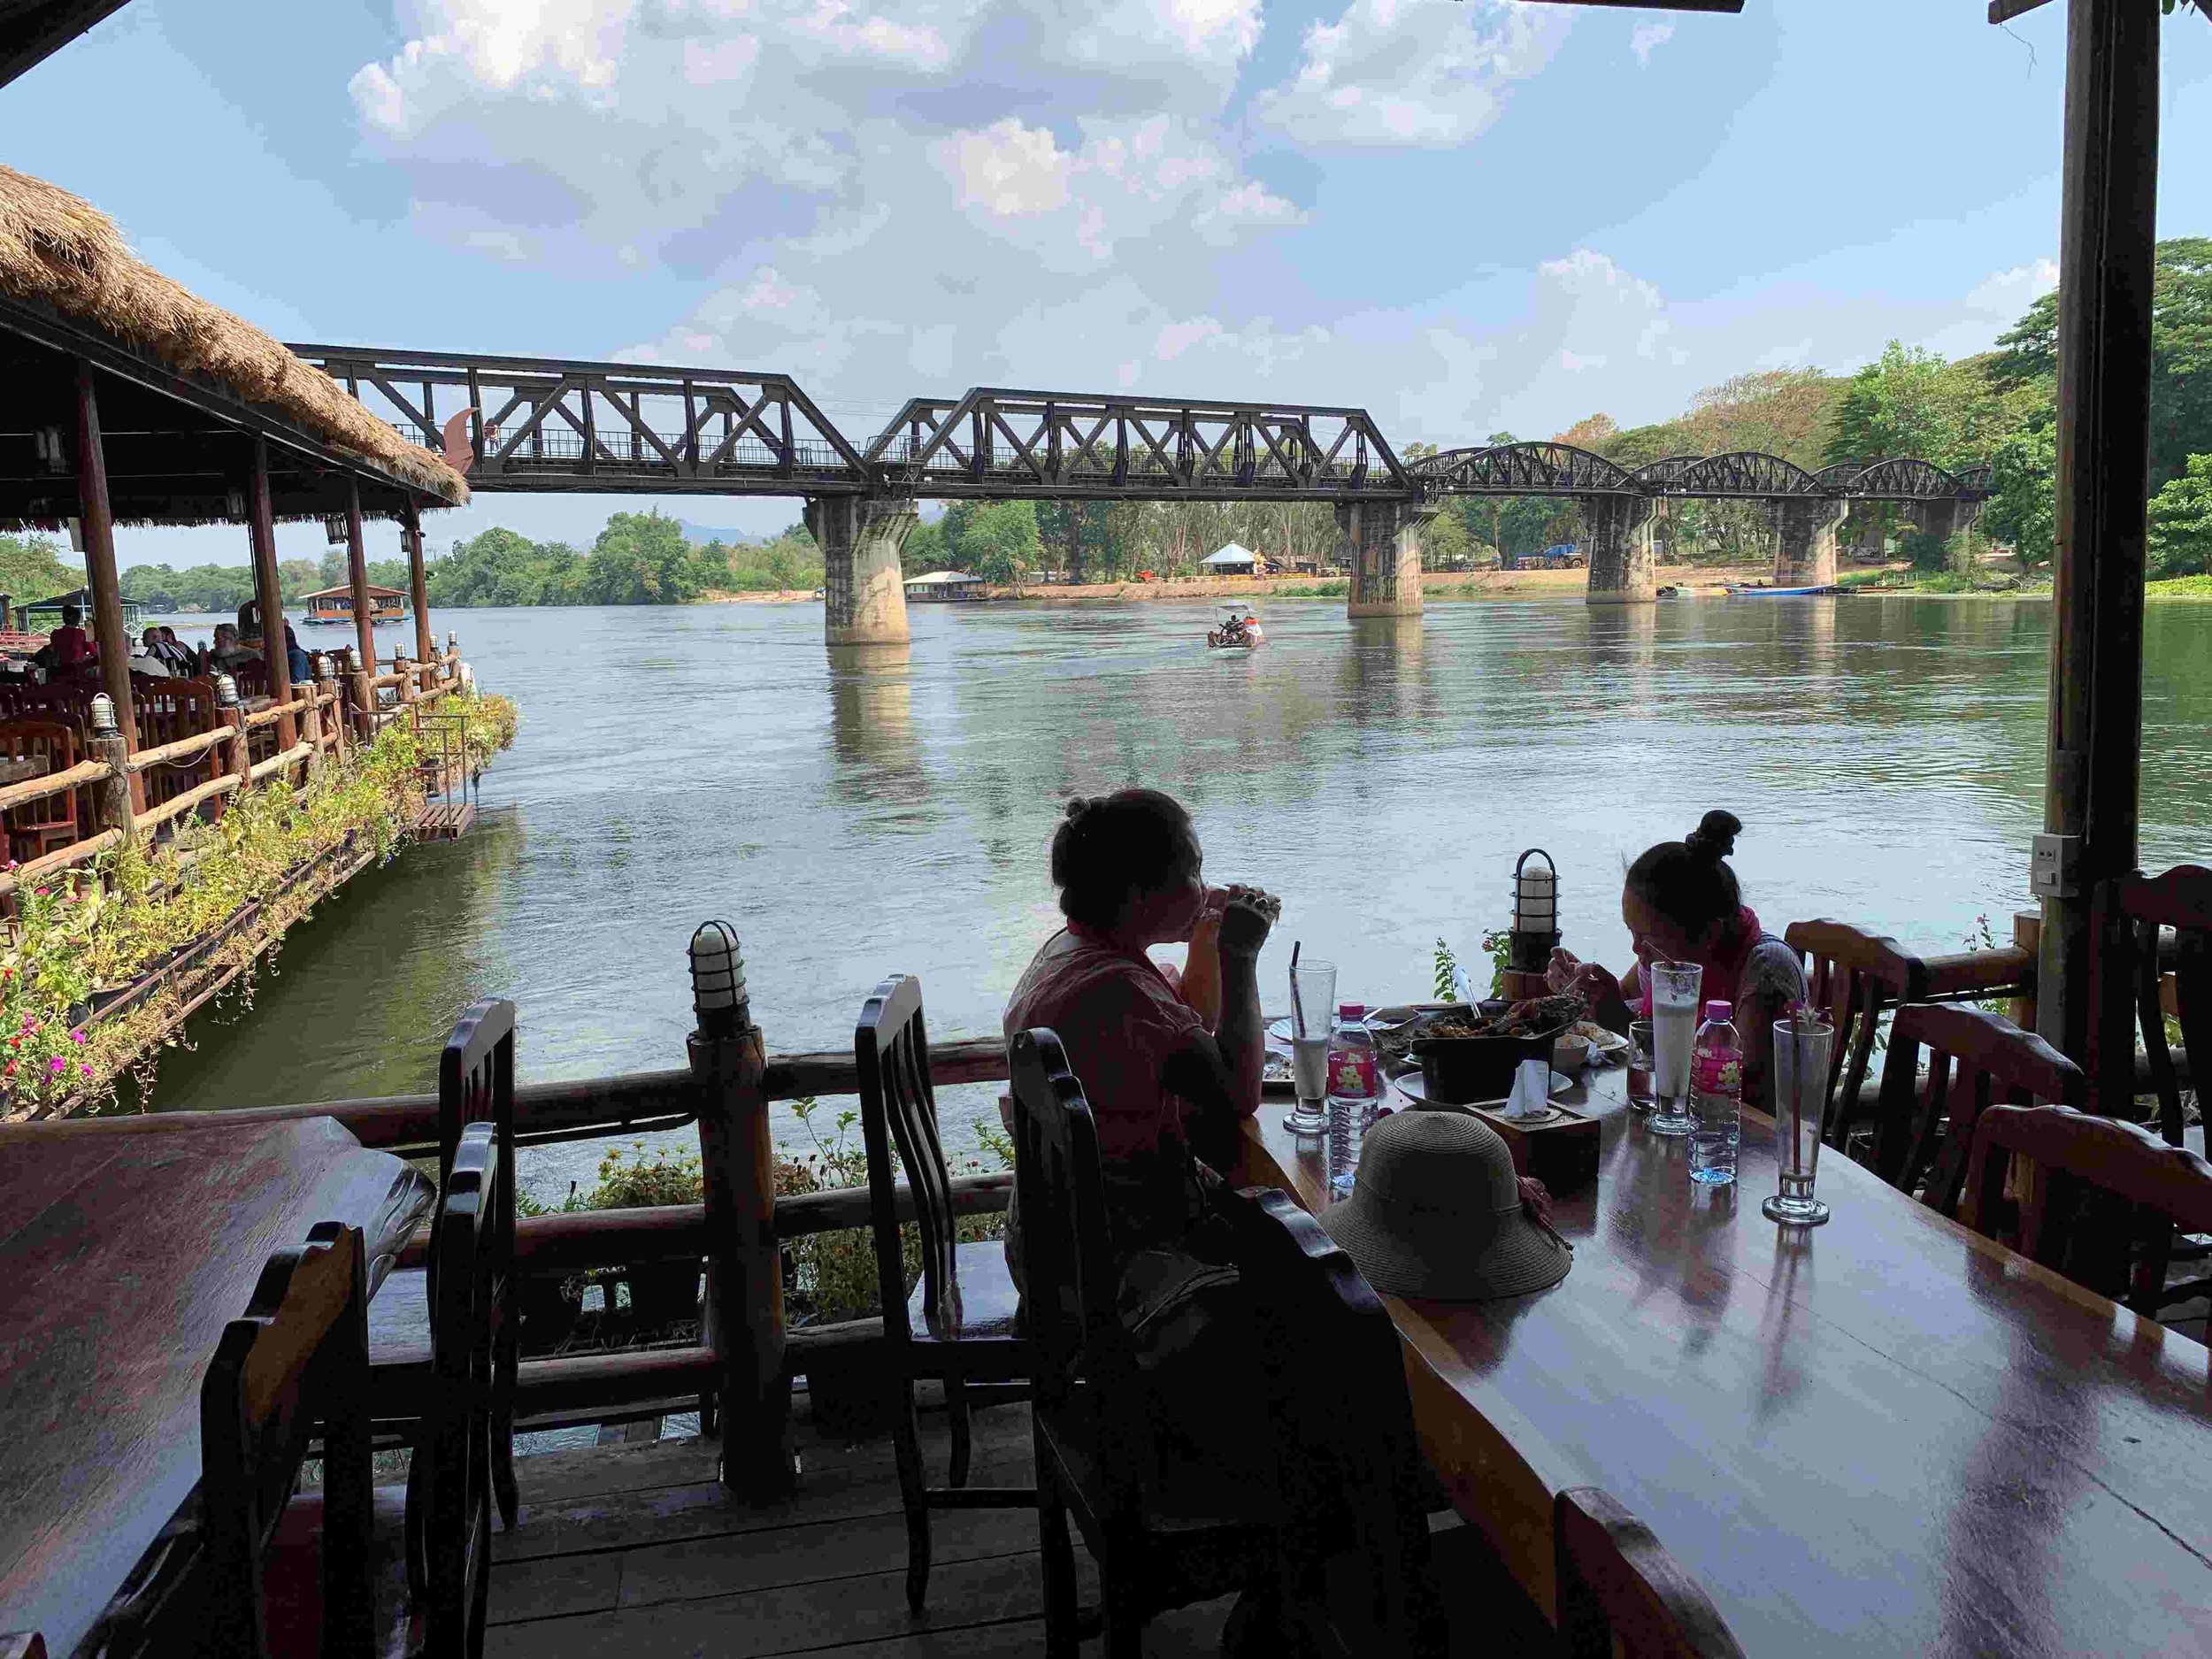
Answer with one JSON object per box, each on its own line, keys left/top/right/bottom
{"left": 1320, "top": 1110, "right": 1572, "bottom": 1301}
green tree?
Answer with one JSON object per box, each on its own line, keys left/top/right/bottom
{"left": 1981, "top": 423, "right": 2058, "bottom": 568}
{"left": 956, "top": 501, "right": 1043, "bottom": 585}
{"left": 1825, "top": 342, "right": 1963, "bottom": 468}
{"left": 0, "top": 534, "right": 81, "bottom": 604}
{"left": 1417, "top": 508, "right": 1473, "bottom": 570}
{"left": 580, "top": 511, "right": 709, "bottom": 604}
{"left": 902, "top": 518, "right": 948, "bottom": 575}
{"left": 2149, "top": 453, "right": 2212, "bottom": 578}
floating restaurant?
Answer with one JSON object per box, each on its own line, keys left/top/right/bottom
{"left": 4, "top": 3, "right": 2211, "bottom": 1659}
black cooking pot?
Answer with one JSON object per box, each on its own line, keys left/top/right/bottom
{"left": 1411, "top": 1021, "right": 1569, "bottom": 1106}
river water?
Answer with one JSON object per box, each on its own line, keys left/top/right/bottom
{"left": 140, "top": 595, "right": 2212, "bottom": 1205}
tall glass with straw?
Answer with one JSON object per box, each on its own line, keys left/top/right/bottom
{"left": 1286, "top": 944, "right": 1335, "bottom": 1137}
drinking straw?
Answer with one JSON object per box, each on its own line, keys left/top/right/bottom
{"left": 1289, "top": 940, "right": 1304, "bottom": 1041}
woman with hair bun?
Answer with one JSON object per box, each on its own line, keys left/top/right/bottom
{"left": 1548, "top": 810, "right": 1805, "bottom": 1109}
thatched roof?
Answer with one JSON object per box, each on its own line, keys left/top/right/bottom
{"left": 0, "top": 165, "right": 468, "bottom": 507}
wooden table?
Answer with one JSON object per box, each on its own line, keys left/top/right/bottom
{"left": 0, "top": 1116, "right": 433, "bottom": 1656}
{"left": 1242, "top": 1068, "right": 2212, "bottom": 1657}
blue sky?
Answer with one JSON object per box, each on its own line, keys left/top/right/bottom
{"left": 4, "top": 0, "right": 2209, "bottom": 566}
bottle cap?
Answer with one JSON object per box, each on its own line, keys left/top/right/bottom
{"left": 1705, "top": 1000, "right": 1732, "bottom": 1021}
{"left": 1338, "top": 1002, "right": 1365, "bottom": 1020}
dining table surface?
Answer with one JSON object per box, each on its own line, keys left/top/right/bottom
{"left": 1240, "top": 1062, "right": 2212, "bottom": 1659}
{"left": 0, "top": 1113, "right": 433, "bottom": 1657}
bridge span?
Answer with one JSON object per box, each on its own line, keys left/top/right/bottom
{"left": 290, "top": 345, "right": 1989, "bottom": 641}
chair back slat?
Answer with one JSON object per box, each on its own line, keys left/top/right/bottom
{"left": 0, "top": 719, "right": 80, "bottom": 854}
{"left": 2092, "top": 866, "right": 2212, "bottom": 1143}
{"left": 1009, "top": 1026, "right": 1150, "bottom": 1523}
{"left": 1962, "top": 1103, "right": 2212, "bottom": 1315}
{"left": 1212, "top": 1185, "right": 1445, "bottom": 1654}
{"left": 1871, "top": 1004, "right": 2085, "bottom": 1214}
{"left": 856, "top": 976, "right": 959, "bottom": 1342}
{"left": 425, "top": 1124, "right": 502, "bottom": 1647}
{"left": 1555, "top": 1487, "right": 1747, "bottom": 1659}
{"left": 1784, "top": 920, "right": 1928, "bottom": 1148}
{"left": 199, "top": 1222, "right": 374, "bottom": 1659}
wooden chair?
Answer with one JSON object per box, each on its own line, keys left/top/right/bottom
{"left": 1870, "top": 1004, "right": 2088, "bottom": 1216}
{"left": 197, "top": 1220, "right": 377, "bottom": 1658}
{"left": 1210, "top": 1183, "right": 1446, "bottom": 1654}
{"left": 1555, "top": 1487, "right": 1747, "bottom": 1659}
{"left": 0, "top": 718, "right": 80, "bottom": 864}
{"left": 133, "top": 677, "right": 222, "bottom": 815}
{"left": 202, "top": 1129, "right": 506, "bottom": 1659}
{"left": 856, "top": 974, "right": 1033, "bottom": 1613}
{"left": 1013, "top": 1027, "right": 1433, "bottom": 1658}
{"left": 1784, "top": 920, "right": 1928, "bottom": 1153}
{"left": 2089, "top": 866, "right": 2212, "bottom": 1147}
{"left": 368, "top": 1001, "right": 520, "bottom": 1537}
{"left": 1961, "top": 1103, "right": 2212, "bottom": 1317}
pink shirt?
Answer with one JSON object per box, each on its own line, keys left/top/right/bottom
{"left": 1003, "top": 926, "right": 1205, "bottom": 1165}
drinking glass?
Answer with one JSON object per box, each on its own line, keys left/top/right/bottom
{"left": 1647, "top": 962, "right": 1703, "bottom": 1137}
{"left": 1286, "top": 959, "right": 1337, "bottom": 1136}
{"left": 1763, "top": 1018, "right": 1835, "bottom": 1226}
{"left": 1626, "top": 1018, "right": 1655, "bottom": 1112}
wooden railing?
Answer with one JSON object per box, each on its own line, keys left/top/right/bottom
{"left": 0, "top": 641, "right": 468, "bottom": 891}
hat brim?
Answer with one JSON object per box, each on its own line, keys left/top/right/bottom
{"left": 1320, "top": 1196, "right": 1571, "bottom": 1302}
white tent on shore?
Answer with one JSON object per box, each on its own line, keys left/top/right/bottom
{"left": 1201, "top": 542, "right": 1259, "bottom": 572}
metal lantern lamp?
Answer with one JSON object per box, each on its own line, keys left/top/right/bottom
{"left": 1503, "top": 848, "right": 1559, "bottom": 1001}
{"left": 689, "top": 919, "right": 749, "bottom": 1038}
{"left": 88, "top": 693, "right": 119, "bottom": 738}
{"left": 214, "top": 673, "right": 240, "bottom": 708}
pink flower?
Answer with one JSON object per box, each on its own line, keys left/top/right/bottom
{"left": 69, "top": 1030, "right": 84, "bottom": 1045}
{"left": 46, "top": 1057, "right": 64, "bottom": 1075}
{"left": 79, "top": 1063, "right": 90, "bottom": 1078}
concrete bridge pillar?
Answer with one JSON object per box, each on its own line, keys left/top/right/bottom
{"left": 1913, "top": 496, "right": 1978, "bottom": 546}
{"left": 1584, "top": 495, "right": 1658, "bottom": 604}
{"left": 1340, "top": 500, "right": 1432, "bottom": 618}
{"left": 806, "top": 496, "right": 916, "bottom": 646}
{"left": 1774, "top": 496, "right": 1848, "bottom": 588}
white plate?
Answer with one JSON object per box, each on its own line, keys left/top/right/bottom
{"left": 1388, "top": 1068, "right": 1573, "bottom": 1110}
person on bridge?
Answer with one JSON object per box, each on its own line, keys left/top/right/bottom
{"left": 1546, "top": 809, "right": 1805, "bottom": 1110}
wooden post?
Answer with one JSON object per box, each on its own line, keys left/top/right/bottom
{"left": 349, "top": 649, "right": 376, "bottom": 745}
{"left": 345, "top": 479, "right": 378, "bottom": 680}
{"left": 246, "top": 438, "right": 297, "bottom": 753}
{"left": 393, "top": 651, "right": 415, "bottom": 708}
{"left": 2037, "top": 0, "right": 2160, "bottom": 1069}
{"left": 2011, "top": 910, "right": 2043, "bottom": 1033}
{"left": 298, "top": 664, "right": 324, "bottom": 780}
{"left": 686, "top": 923, "right": 793, "bottom": 1496}
{"left": 319, "top": 657, "right": 348, "bottom": 765}
{"left": 404, "top": 497, "right": 434, "bottom": 667}
{"left": 218, "top": 678, "right": 250, "bottom": 817}
{"left": 86, "top": 699, "right": 133, "bottom": 847}
{"left": 73, "top": 361, "right": 140, "bottom": 805}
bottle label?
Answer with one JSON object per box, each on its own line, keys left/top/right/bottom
{"left": 1693, "top": 1048, "right": 1740, "bottom": 1100}
{"left": 1327, "top": 1048, "right": 1378, "bottom": 1099}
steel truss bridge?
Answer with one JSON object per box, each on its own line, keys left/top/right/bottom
{"left": 289, "top": 346, "right": 1989, "bottom": 509}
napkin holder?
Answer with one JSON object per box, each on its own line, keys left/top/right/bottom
{"left": 1439, "top": 1076, "right": 1601, "bottom": 1194}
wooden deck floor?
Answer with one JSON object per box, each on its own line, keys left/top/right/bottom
{"left": 486, "top": 1395, "right": 1552, "bottom": 1657}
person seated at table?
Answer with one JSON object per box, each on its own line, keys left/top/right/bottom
{"left": 209, "top": 622, "right": 260, "bottom": 673}
{"left": 129, "top": 629, "right": 172, "bottom": 678}
{"left": 48, "top": 604, "right": 92, "bottom": 669}
{"left": 281, "top": 620, "right": 311, "bottom": 684}
{"left": 1548, "top": 810, "right": 1806, "bottom": 1110}
{"left": 147, "top": 626, "right": 195, "bottom": 674}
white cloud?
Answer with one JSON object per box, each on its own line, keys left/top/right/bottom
{"left": 1250, "top": 0, "right": 1570, "bottom": 147}
{"left": 940, "top": 119, "right": 1072, "bottom": 218}
{"left": 1963, "top": 257, "right": 2060, "bottom": 316}
{"left": 1630, "top": 22, "right": 1673, "bottom": 66}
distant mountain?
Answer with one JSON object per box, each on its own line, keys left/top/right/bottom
{"left": 679, "top": 520, "right": 763, "bottom": 548}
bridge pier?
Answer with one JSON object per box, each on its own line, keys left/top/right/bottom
{"left": 1340, "top": 500, "right": 1432, "bottom": 618}
{"left": 1913, "top": 496, "right": 1978, "bottom": 547}
{"left": 1774, "top": 496, "right": 1848, "bottom": 588}
{"left": 806, "top": 496, "right": 915, "bottom": 646}
{"left": 1584, "top": 495, "right": 1658, "bottom": 604}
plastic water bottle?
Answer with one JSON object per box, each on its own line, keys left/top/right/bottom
{"left": 1326, "top": 1002, "right": 1382, "bottom": 1198}
{"left": 1689, "top": 1000, "right": 1742, "bottom": 1187}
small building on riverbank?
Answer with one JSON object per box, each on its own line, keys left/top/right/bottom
{"left": 904, "top": 570, "right": 986, "bottom": 603}
{"left": 1202, "top": 541, "right": 1261, "bottom": 574}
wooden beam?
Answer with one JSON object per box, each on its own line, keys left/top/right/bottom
{"left": 73, "top": 359, "right": 139, "bottom": 787}
{"left": 247, "top": 437, "right": 296, "bottom": 752}
{"left": 2039, "top": 0, "right": 2162, "bottom": 1069}
{"left": 1992, "top": 0, "right": 2057, "bottom": 19}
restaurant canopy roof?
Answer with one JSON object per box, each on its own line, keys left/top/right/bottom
{"left": 0, "top": 165, "right": 469, "bottom": 530}
{"left": 299, "top": 583, "right": 406, "bottom": 602}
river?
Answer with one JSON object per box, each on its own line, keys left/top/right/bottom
{"left": 138, "top": 594, "right": 2212, "bottom": 1205}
